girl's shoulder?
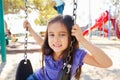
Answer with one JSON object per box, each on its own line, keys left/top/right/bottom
{"left": 75, "top": 48, "right": 87, "bottom": 56}
{"left": 73, "top": 48, "right": 87, "bottom": 65}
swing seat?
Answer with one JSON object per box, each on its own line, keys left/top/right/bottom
{"left": 16, "top": 59, "right": 33, "bottom": 80}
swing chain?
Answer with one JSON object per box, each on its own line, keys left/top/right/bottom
{"left": 65, "top": 40, "right": 74, "bottom": 63}
{"left": 64, "top": 0, "right": 77, "bottom": 65}
{"left": 62, "top": 0, "right": 78, "bottom": 73}
{"left": 73, "top": 0, "right": 78, "bottom": 24}
{"left": 24, "top": 0, "right": 28, "bottom": 19}
{"left": 63, "top": 39, "right": 75, "bottom": 73}
{"left": 24, "top": 0, "right": 28, "bottom": 61}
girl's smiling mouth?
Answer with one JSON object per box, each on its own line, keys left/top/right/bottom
{"left": 53, "top": 44, "right": 62, "bottom": 48}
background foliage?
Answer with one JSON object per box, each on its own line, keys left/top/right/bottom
{"left": 4, "top": 0, "right": 57, "bottom": 25}
{"left": 3, "top": 0, "right": 120, "bottom": 27}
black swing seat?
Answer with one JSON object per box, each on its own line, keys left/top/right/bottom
{"left": 15, "top": 59, "right": 33, "bottom": 80}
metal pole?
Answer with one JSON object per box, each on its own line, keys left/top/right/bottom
{"left": 89, "top": 0, "right": 92, "bottom": 40}
{"left": 114, "top": 4, "right": 118, "bottom": 39}
{"left": 108, "top": 5, "right": 111, "bottom": 40}
{"left": 0, "top": 0, "right": 6, "bottom": 62}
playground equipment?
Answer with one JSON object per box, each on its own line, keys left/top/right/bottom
{"left": 16, "top": 0, "right": 33, "bottom": 80}
{"left": 83, "top": 10, "right": 120, "bottom": 39}
{"left": 0, "top": 0, "right": 6, "bottom": 62}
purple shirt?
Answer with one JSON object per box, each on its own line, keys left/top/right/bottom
{"left": 34, "top": 49, "right": 86, "bottom": 80}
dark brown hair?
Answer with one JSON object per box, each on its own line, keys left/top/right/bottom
{"left": 41, "top": 15, "right": 81, "bottom": 79}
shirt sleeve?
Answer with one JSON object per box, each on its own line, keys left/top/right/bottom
{"left": 71, "top": 49, "right": 87, "bottom": 75}
{"left": 73, "top": 48, "right": 87, "bottom": 66}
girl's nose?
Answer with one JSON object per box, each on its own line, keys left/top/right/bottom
{"left": 54, "top": 36, "right": 60, "bottom": 42}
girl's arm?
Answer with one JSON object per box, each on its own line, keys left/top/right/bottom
{"left": 23, "top": 20, "right": 44, "bottom": 46}
{"left": 72, "top": 24, "right": 112, "bottom": 68}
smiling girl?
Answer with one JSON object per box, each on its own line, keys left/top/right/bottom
{"left": 23, "top": 15, "right": 112, "bottom": 80}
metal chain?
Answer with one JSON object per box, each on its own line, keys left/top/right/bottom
{"left": 24, "top": 0, "right": 28, "bottom": 19}
{"left": 24, "top": 0, "right": 28, "bottom": 62}
{"left": 66, "top": 0, "right": 77, "bottom": 63}
{"left": 63, "top": 40, "right": 75, "bottom": 73}
{"left": 65, "top": 40, "right": 74, "bottom": 63}
{"left": 63, "top": 0, "right": 78, "bottom": 73}
{"left": 73, "top": 0, "right": 78, "bottom": 24}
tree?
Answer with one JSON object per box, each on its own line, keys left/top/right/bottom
{"left": 4, "top": 0, "right": 24, "bottom": 14}
{"left": 33, "top": 0, "right": 57, "bottom": 25}
{"left": 4, "top": 0, "right": 57, "bottom": 25}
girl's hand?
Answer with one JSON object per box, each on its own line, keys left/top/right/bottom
{"left": 71, "top": 24, "right": 84, "bottom": 42}
{"left": 23, "top": 20, "right": 32, "bottom": 31}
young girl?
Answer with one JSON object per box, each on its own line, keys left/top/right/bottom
{"left": 23, "top": 15, "right": 112, "bottom": 80}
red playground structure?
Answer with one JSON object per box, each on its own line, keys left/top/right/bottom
{"left": 83, "top": 10, "right": 120, "bottom": 39}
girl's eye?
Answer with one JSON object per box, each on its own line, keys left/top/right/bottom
{"left": 60, "top": 34, "right": 66, "bottom": 36}
{"left": 49, "top": 34, "right": 54, "bottom": 37}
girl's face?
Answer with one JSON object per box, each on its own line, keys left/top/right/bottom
{"left": 48, "top": 22, "right": 69, "bottom": 56}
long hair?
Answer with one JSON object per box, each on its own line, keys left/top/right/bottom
{"left": 41, "top": 15, "right": 81, "bottom": 79}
